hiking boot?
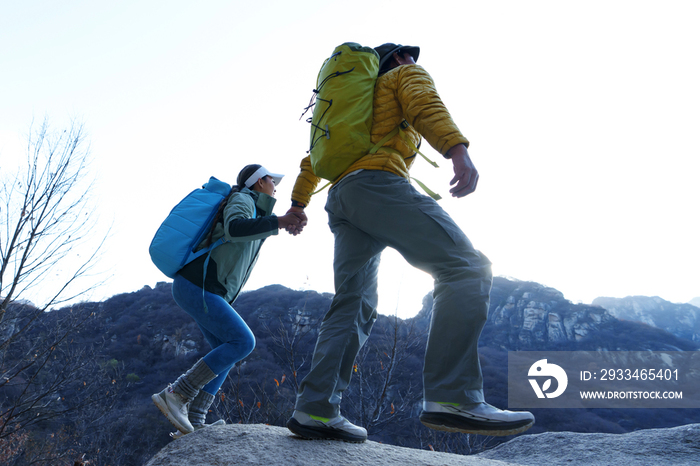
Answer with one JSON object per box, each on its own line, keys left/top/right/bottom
{"left": 420, "top": 401, "right": 534, "bottom": 436}
{"left": 287, "top": 411, "right": 367, "bottom": 443}
{"left": 152, "top": 385, "right": 194, "bottom": 434}
{"left": 170, "top": 419, "right": 226, "bottom": 439}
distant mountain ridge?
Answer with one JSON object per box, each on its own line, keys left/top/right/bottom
{"left": 4, "top": 277, "right": 699, "bottom": 465}
{"left": 418, "top": 278, "right": 698, "bottom": 351}
{"left": 592, "top": 295, "right": 700, "bottom": 342}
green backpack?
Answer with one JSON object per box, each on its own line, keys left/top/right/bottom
{"left": 303, "top": 42, "right": 378, "bottom": 182}
{"left": 302, "top": 42, "right": 440, "bottom": 198}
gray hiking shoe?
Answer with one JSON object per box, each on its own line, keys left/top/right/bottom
{"left": 287, "top": 410, "right": 367, "bottom": 443}
{"left": 420, "top": 401, "right": 534, "bottom": 436}
{"left": 152, "top": 385, "right": 194, "bottom": 434}
{"left": 170, "top": 419, "right": 226, "bottom": 439}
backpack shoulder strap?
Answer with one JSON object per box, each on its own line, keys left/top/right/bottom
{"left": 370, "top": 120, "right": 442, "bottom": 200}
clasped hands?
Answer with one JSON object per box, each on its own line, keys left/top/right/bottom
{"left": 277, "top": 206, "right": 308, "bottom": 236}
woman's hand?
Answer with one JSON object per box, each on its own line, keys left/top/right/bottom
{"left": 278, "top": 210, "right": 308, "bottom": 235}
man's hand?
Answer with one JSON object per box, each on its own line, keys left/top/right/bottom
{"left": 277, "top": 210, "right": 306, "bottom": 236}
{"left": 282, "top": 206, "right": 308, "bottom": 236}
{"left": 447, "top": 144, "right": 479, "bottom": 198}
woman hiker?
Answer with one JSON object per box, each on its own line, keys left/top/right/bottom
{"left": 152, "top": 164, "right": 307, "bottom": 437}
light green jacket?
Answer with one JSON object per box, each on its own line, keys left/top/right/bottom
{"left": 180, "top": 188, "right": 278, "bottom": 303}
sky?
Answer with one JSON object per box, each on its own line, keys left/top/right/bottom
{"left": 1, "top": 0, "right": 699, "bottom": 318}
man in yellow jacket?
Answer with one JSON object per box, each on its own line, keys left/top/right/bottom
{"left": 286, "top": 43, "right": 535, "bottom": 442}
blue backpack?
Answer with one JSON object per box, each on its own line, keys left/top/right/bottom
{"left": 149, "top": 177, "right": 233, "bottom": 278}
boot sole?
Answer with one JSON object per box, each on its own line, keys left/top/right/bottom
{"left": 152, "top": 393, "right": 194, "bottom": 435}
{"left": 419, "top": 411, "right": 534, "bottom": 437}
{"left": 287, "top": 418, "right": 366, "bottom": 443}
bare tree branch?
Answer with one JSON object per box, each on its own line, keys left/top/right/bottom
{"left": 1, "top": 117, "right": 105, "bottom": 320}
{"left": 0, "top": 118, "right": 113, "bottom": 464}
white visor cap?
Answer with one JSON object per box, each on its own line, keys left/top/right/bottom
{"left": 244, "top": 166, "right": 284, "bottom": 188}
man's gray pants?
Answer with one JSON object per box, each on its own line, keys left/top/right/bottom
{"left": 295, "top": 170, "right": 492, "bottom": 419}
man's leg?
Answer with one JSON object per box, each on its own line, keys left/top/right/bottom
{"left": 321, "top": 171, "right": 533, "bottom": 435}
{"left": 325, "top": 171, "right": 488, "bottom": 404}
{"left": 294, "top": 223, "right": 384, "bottom": 417}
{"left": 293, "top": 257, "right": 381, "bottom": 417}
{"left": 289, "top": 179, "right": 385, "bottom": 442}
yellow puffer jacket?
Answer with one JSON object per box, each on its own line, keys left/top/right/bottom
{"left": 291, "top": 64, "right": 469, "bottom": 206}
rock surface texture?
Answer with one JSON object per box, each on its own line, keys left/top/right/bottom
{"left": 145, "top": 423, "right": 700, "bottom": 466}
{"left": 478, "top": 423, "right": 700, "bottom": 465}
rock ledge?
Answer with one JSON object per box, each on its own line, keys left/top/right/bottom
{"left": 145, "top": 423, "right": 700, "bottom": 466}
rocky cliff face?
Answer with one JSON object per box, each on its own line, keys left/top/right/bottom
{"left": 488, "top": 279, "right": 615, "bottom": 348}
{"left": 417, "top": 277, "right": 698, "bottom": 351}
{"left": 592, "top": 295, "right": 700, "bottom": 342}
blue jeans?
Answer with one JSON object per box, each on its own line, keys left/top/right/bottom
{"left": 172, "top": 275, "right": 255, "bottom": 395}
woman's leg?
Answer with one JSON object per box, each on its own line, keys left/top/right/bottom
{"left": 171, "top": 275, "right": 255, "bottom": 380}
{"left": 153, "top": 276, "right": 255, "bottom": 433}
{"left": 195, "top": 325, "right": 234, "bottom": 395}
